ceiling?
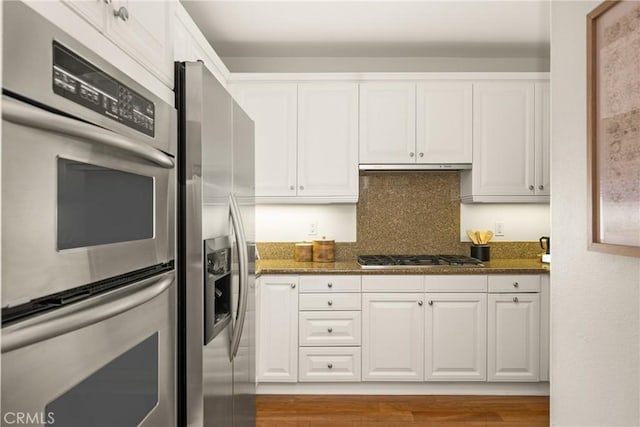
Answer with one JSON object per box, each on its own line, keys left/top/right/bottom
{"left": 180, "top": 1, "right": 551, "bottom": 59}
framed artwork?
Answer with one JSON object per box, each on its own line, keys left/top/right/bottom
{"left": 587, "top": 0, "right": 640, "bottom": 257}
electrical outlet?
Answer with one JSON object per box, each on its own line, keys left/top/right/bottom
{"left": 308, "top": 221, "right": 318, "bottom": 236}
{"left": 495, "top": 221, "right": 505, "bottom": 237}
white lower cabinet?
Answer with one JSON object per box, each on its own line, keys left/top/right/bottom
{"left": 425, "top": 293, "right": 487, "bottom": 381}
{"left": 488, "top": 293, "right": 540, "bottom": 382}
{"left": 257, "top": 276, "right": 299, "bottom": 382}
{"left": 362, "top": 293, "right": 425, "bottom": 381}
{"left": 299, "top": 347, "right": 361, "bottom": 382}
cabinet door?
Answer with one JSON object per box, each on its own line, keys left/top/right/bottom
{"left": 107, "top": 0, "right": 174, "bottom": 85}
{"left": 488, "top": 293, "right": 539, "bottom": 382}
{"left": 416, "top": 82, "right": 472, "bottom": 164}
{"left": 257, "top": 276, "right": 298, "bottom": 382}
{"left": 362, "top": 293, "right": 424, "bottom": 381}
{"left": 425, "top": 293, "right": 487, "bottom": 381}
{"left": 232, "top": 84, "right": 298, "bottom": 197}
{"left": 61, "top": 0, "right": 106, "bottom": 30}
{"left": 297, "top": 83, "right": 359, "bottom": 197}
{"left": 472, "top": 82, "right": 535, "bottom": 196}
{"left": 535, "top": 82, "right": 551, "bottom": 196}
{"left": 359, "top": 82, "right": 416, "bottom": 164}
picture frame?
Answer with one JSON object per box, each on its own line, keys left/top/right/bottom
{"left": 587, "top": 0, "right": 640, "bottom": 257}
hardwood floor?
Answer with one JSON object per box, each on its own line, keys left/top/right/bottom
{"left": 256, "top": 395, "right": 549, "bottom": 427}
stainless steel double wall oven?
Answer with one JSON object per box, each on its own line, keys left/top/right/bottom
{"left": 2, "top": 3, "right": 177, "bottom": 426}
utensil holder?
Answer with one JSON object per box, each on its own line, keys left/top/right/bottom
{"left": 470, "top": 245, "right": 490, "bottom": 262}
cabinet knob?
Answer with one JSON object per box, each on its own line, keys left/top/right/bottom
{"left": 290, "top": 283, "right": 296, "bottom": 289}
{"left": 529, "top": 185, "right": 535, "bottom": 191}
{"left": 299, "top": 185, "right": 304, "bottom": 190}
{"left": 327, "top": 283, "right": 333, "bottom": 288}
{"left": 289, "top": 185, "right": 295, "bottom": 190}
{"left": 113, "top": 6, "right": 129, "bottom": 21}
{"left": 327, "top": 327, "right": 333, "bottom": 333}
{"left": 409, "top": 152, "right": 415, "bottom": 158}
{"left": 513, "top": 282, "right": 519, "bottom": 288}
{"left": 327, "top": 300, "right": 333, "bottom": 306}
{"left": 428, "top": 300, "right": 433, "bottom": 306}
{"left": 103, "top": 0, "right": 111, "bottom": 4}
{"left": 513, "top": 296, "right": 519, "bottom": 303}
{"left": 418, "top": 300, "right": 423, "bottom": 306}
{"left": 539, "top": 185, "right": 545, "bottom": 190}
{"left": 418, "top": 152, "right": 424, "bottom": 158}
{"left": 327, "top": 363, "right": 333, "bottom": 369}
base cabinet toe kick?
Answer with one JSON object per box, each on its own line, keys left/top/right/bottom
{"left": 257, "top": 273, "right": 549, "bottom": 394}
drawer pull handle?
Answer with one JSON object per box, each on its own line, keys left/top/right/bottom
{"left": 418, "top": 300, "right": 423, "bottom": 306}
{"left": 291, "top": 283, "right": 296, "bottom": 289}
{"left": 327, "top": 328, "right": 333, "bottom": 333}
{"left": 327, "top": 283, "right": 333, "bottom": 288}
{"left": 428, "top": 300, "right": 433, "bottom": 306}
{"left": 327, "top": 363, "right": 333, "bottom": 369}
{"left": 513, "top": 296, "right": 519, "bottom": 303}
{"left": 513, "top": 282, "right": 519, "bottom": 288}
{"left": 327, "top": 300, "right": 333, "bottom": 306}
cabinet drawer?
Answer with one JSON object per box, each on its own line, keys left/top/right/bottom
{"left": 299, "top": 311, "right": 361, "bottom": 346}
{"left": 299, "top": 293, "right": 361, "bottom": 311}
{"left": 488, "top": 275, "right": 540, "bottom": 293}
{"left": 299, "top": 347, "right": 361, "bottom": 382}
{"left": 362, "top": 275, "right": 424, "bottom": 292}
{"left": 424, "top": 275, "right": 487, "bottom": 292}
{"left": 299, "top": 275, "right": 361, "bottom": 293}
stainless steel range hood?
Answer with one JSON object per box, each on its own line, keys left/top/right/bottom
{"left": 359, "top": 163, "right": 471, "bottom": 171}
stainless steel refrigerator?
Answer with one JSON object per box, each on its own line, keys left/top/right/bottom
{"left": 175, "top": 61, "right": 255, "bottom": 427}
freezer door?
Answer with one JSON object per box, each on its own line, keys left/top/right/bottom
{"left": 203, "top": 322, "right": 233, "bottom": 427}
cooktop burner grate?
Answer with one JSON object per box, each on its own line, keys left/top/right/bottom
{"left": 357, "top": 254, "right": 483, "bottom": 268}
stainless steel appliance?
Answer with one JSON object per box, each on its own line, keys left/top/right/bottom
{"left": 357, "top": 254, "right": 484, "bottom": 269}
{"left": 175, "top": 61, "right": 255, "bottom": 427}
{"left": 2, "top": 3, "right": 176, "bottom": 425}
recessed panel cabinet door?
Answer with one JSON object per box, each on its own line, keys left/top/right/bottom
{"left": 257, "top": 276, "right": 299, "bottom": 382}
{"left": 488, "top": 293, "right": 540, "bottom": 382}
{"left": 106, "top": 0, "right": 174, "bottom": 85}
{"left": 425, "top": 293, "right": 487, "bottom": 381}
{"left": 416, "top": 82, "right": 472, "bottom": 164}
{"left": 232, "top": 84, "right": 298, "bottom": 197}
{"left": 297, "top": 83, "right": 359, "bottom": 197}
{"left": 359, "top": 82, "right": 416, "bottom": 164}
{"left": 535, "top": 82, "right": 551, "bottom": 196}
{"left": 472, "top": 82, "right": 535, "bottom": 196}
{"left": 362, "top": 293, "right": 425, "bottom": 381}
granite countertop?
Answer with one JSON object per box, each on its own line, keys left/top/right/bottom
{"left": 256, "top": 258, "right": 549, "bottom": 275}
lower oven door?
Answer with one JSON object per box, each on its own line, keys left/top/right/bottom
{"left": 0, "top": 271, "right": 176, "bottom": 427}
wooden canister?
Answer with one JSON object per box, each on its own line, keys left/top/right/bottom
{"left": 294, "top": 242, "right": 313, "bottom": 262}
{"left": 312, "top": 238, "right": 335, "bottom": 263}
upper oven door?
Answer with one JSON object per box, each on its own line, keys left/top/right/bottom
{"left": 1, "top": 96, "right": 175, "bottom": 308}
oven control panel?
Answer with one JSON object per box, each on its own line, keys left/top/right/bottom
{"left": 52, "top": 41, "right": 155, "bottom": 137}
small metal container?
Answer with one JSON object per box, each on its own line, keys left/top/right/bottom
{"left": 470, "top": 245, "right": 490, "bottom": 262}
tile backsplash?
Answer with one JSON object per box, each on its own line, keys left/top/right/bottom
{"left": 258, "top": 172, "right": 543, "bottom": 260}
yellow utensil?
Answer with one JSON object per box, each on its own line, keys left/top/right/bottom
{"left": 466, "top": 230, "right": 478, "bottom": 244}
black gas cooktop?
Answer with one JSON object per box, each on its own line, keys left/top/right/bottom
{"left": 357, "top": 254, "right": 483, "bottom": 269}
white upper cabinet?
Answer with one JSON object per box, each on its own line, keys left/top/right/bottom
{"left": 230, "top": 82, "right": 358, "bottom": 203}
{"left": 461, "top": 80, "right": 549, "bottom": 203}
{"left": 231, "top": 84, "right": 298, "bottom": 198}
{"left": 359, "top": 81, "right": 472, "bottom": 166}
{"left": 63, "top": 0, "right": 174, "bottom": 87}
{"left": 416, "top": 82, "right": 472, "bottom": 164}
{"left": 297, "top": 83, "right": 359, "bottom": 198}
{"left": 359, "top": 83, "right": 416, "bottom": 164}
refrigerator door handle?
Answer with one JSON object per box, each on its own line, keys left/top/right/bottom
{"left": 229, "top": 193, "right": 249, "bottom": 361}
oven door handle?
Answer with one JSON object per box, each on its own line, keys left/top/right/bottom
{"left": 229, "top": 194, "right": 249, "bottom": 361}
{"left": 2, "top": 96, "right": 175, "bottom": 169}
{"left": 1, "top": 271, "right": 175, "bottom": 353}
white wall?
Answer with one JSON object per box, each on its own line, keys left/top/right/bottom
{"left": 256, "top": 205, "right": 357, "bottom": 242}
{"left": 460, "top": 204, "right": 550, "bottom": 242}
{"left": 551, "top": 2, "right": 640, "bottom": 425}
{"left": 222, "top": 56, "right": 549, "bottom": 73}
